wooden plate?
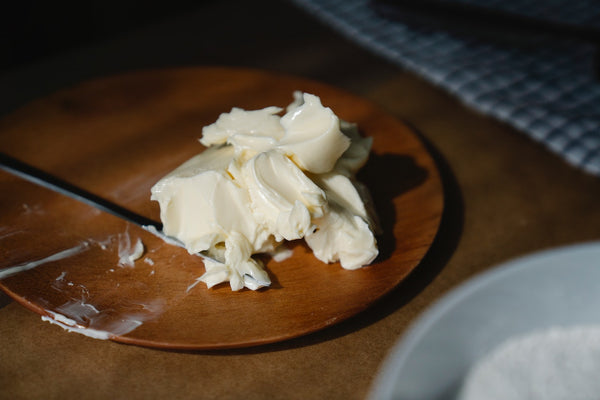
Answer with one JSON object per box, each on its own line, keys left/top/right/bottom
{"left": 0, "top": 67, "right": 443, "bottom": 349}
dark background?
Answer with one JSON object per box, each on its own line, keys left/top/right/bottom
{"left": 1, "top": 1, "right": 206, "bottom": 71}
{"left": 0, "top": 0, "right": 398, "bottom": 115}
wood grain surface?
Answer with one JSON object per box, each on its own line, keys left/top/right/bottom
{"left": 0, "top": 67, "right": 443, "bottom": 349}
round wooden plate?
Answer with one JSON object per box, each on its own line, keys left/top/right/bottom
{"left": 0, "top": 67, "right": 443, "bottom": 349}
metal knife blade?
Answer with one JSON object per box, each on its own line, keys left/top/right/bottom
{"left": 0, "top": 152, "right": 163, "bottom": 231}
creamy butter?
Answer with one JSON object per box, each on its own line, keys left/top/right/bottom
{"left": 151, "top": 92, "right": 379, "bottom": 291}
{"left": 118, "top": 231, "right": 144, "bottom": 267}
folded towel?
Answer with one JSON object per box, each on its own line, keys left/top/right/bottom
{"left": 292, "top": 0, "right": 600, "bottom": 176}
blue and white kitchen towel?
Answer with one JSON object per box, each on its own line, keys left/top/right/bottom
{"left": 291, "top": 0, "right": 600, "bottom": 176}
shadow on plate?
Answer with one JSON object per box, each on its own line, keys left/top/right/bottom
{"left": 359, "top": 151, "right": 429, "bottom": 262}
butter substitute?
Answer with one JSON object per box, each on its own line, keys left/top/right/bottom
{"left": 151, "top": 92, "right": 379, "bottom": 291}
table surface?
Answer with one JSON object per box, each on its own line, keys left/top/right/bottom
{"left": 1, "top": 1, "right": 599, "bottom": 399}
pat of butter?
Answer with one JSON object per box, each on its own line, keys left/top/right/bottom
{"left": 151, "top": 92, "right": 378, "bottom": 291}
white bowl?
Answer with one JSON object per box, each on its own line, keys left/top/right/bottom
{"left": 368, "top": 241, "right": 600, "bottom": 400}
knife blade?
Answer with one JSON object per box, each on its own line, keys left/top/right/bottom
{"left": 0, "top": 152, "right": 163, "bottom": 231}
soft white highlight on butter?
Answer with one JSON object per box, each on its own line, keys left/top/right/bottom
{"left": 41, "top": 298, "right": 164, "bottom": 340}
{"left": 186, "top": 278, "right": 203, "bottom": 293}
{"left": 56, "top": 299, "right": 100, "bottom": 322}
{"left": 277, "top": 94, "right": 350, "bottom": 173}
{"left": 459, "top": 326, "right": 600, "bottom": 400}
{"left": 201, "top": 106, "right": 285, "bottom": 150}
{"left": 118, "top": 230, "right": 144, "bottom": 267}
{"left": 41, "top": 311, "right": 141, "bottom": 340}
{"left": 130, "top": 239, "right": 144, "bottom": 260}
{"left": 241, "top": 150, "right": 326, "bottom": 241}
{"left": 305, "top": 203, "right": 378, "bottom": 270}
{"left": 42, "top": 312, "right": 112, "bottom": 340}
{"left": 151, "top": 92, "right": 378, "bottom": 291}
{"left": 271, "top": 245, "right": 294, "bottom": 262}
{"left": 0, "top": 242, "right": 90, "bottom": 279}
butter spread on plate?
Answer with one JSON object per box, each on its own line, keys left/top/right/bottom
{"left": 151, "top": 92, "right": 379, "bottom": 291}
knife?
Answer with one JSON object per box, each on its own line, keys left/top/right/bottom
{"left": 0, "top": 152, "right": 163, "bottom": 231}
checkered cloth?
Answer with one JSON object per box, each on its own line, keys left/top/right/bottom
{"left": 291, "top": 0, "right": 600, "bottom": 176}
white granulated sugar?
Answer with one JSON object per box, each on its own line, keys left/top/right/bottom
{"left": 459, "top": 325, "right": 600, "bottom": 400}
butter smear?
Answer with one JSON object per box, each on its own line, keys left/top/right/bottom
{"left": 151, "top": 92, "right": 379, "bottom": 291}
